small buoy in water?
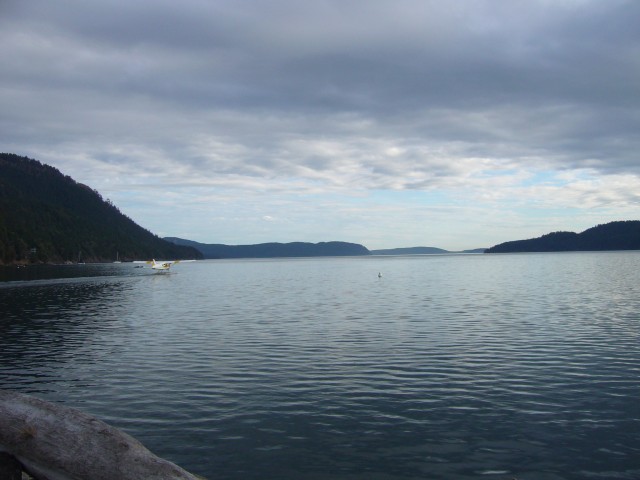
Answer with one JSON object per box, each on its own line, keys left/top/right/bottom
{"left": 378, "top": 272, "right": 382, "bottom": 278}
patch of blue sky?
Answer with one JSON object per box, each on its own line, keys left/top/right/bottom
{"left": 367, "top": 189, "right": 452, "bottom": 206}
{"left": 514, "top": 204, "right": 582, "bottom": 220}
{"left": 475, "top": 168, "right": 518, "bottom": 178}
{"left": 519, "top": 170, "right": 569, "bottom": 187}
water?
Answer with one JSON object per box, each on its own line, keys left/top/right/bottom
{"left": 1, "top": 253, "right": 639, "bottom": 479}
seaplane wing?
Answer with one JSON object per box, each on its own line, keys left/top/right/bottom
{"left": 133, "top": 259, "right": 196, "bottom": 271}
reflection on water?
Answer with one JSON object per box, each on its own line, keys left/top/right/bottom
{"left": 1, "top": 253, "right": 640, "bottom": 480}
{"left": 0, "top": 262, "right": 148, "bottom": 283}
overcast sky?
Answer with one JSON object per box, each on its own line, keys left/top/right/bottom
{"left": 1, "top": 0, "right": 639, "bottom": 250}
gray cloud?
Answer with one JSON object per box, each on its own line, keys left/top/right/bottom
{"left": 1, "top": 0, "right": 639, "bottom": 248}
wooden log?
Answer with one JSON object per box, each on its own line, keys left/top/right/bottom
{"left": 0, "top": 390, "right": 205, "bottom": 480}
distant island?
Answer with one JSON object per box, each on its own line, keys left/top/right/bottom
{"left": 485, "top": 221, "right": 640, "bottom": 253}
{"left": 0, "top": 153, "right": 202, "bottom": 264}
{"left": 371, "top": 247, "right": 486, "bottom": 255}
{"left": 166, "top": 238, "right": 490, "bottom": 259}
{"left": 370, "top": 246, "right": 448, "bottom": 255}
{"left": 165, "top": 237, "right": 370, "bottom": 259}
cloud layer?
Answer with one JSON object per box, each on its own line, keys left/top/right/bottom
{"left": 1, "top": 0, "right": 639, "bottom": 249}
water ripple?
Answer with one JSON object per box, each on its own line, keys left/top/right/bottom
{"left": 1, "top": 253, "right": 640, "bottom": 479}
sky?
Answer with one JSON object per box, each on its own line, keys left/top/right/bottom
{"left": 1, "top": 0, "right": 639, "bottom": 250}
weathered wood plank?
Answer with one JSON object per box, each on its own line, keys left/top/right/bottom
{"left": 0, "top": 390, "right": 205, "bottom": 480}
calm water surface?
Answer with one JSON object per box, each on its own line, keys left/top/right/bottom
{"left": 1, "top": 253, "right": 639, "bottom": 479}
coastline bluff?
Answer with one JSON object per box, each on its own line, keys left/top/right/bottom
{"left": 0, "top": 390, "right": 205, "bottom": 480}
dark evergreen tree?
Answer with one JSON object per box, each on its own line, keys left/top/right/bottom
{"left": 0, "top": 153, "right": 202, "bottom": 264}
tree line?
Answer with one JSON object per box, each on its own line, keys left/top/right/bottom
{"left": 0, "top": 153, "right": 202, "bottom": 264}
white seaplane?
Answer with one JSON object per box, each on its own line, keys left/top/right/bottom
{"left": 134, "top": 259, "right": 195, "bottom": 272}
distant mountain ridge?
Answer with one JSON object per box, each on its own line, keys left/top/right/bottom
{"left": 485, "top": 221, "right": 640, "bottom": 253}
{"left": 165, "top": 237, "right": 370, "bottom": 259}
{"left": 167, "top": 238, "right": 488, "bottom": 258}
{"left": 370, "top": 247, "right": 448, "bottom": 255}
{"left": 0, "top": 153, "right": 202, "bottom": 264}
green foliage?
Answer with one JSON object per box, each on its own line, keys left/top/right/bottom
{"left": 0, "top": 153, "right": 202, "bottom": 264}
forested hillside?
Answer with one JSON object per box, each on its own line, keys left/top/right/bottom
{"left": 165, "top": 237, "right": 370, "bottom": 258}
{"left": 0, "top": 153, "right": 202, "bottom": 264}
{"left": 485, "top": 221, "right": 640, "bottom": 253}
